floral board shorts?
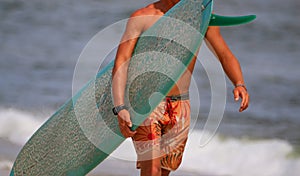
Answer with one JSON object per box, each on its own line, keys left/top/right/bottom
{"left": 132, "top": 93, "right": 190, "bottom": 171}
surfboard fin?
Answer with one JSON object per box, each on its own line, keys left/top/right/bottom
{"left": 209, "top": 14, "right": 256, "bottom": 26}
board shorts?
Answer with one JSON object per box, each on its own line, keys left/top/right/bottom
{"left": 132, "top": 93, "right": 190, "bottom": 171}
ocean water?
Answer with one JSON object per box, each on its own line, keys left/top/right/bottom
{"left": 0, "top": 0, "right": 300, "bottom": 175}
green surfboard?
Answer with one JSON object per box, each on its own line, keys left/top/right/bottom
{"left": 10, "top": 0, "right": 255, "bottom": 175}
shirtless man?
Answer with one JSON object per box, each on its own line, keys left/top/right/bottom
{"left": 112, "top": 0, "right": 249, "bottom": 175}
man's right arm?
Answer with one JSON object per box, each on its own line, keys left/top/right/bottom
{"left": 112, "top": 11, "right": 145, "bottom": 138}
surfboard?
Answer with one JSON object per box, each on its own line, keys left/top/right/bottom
{"left": 10, "top": 0, "right": 255, "bottom": 175}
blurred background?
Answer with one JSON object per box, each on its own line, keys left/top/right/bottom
{"left": 0, "top": 0, "right": 299, "bottom": 175}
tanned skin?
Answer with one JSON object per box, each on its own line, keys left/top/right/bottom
{"left": 112, "top": 0, "right": 249, "bottom": 175}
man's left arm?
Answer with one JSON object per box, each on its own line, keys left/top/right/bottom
{"left": 205, "top": 26, "right": 249, "bottom": 112}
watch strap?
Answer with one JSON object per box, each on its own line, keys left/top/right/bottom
{"left": 112, "top": 105, "right": 128, "bottom": 115}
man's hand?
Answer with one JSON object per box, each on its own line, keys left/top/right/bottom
{"left": 233, "top": 86, "right": 249, "bottom": 112}
{"left": 117, "top": 109, "right": 136, "bottom": 138}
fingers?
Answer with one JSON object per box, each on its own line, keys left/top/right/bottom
{"left": 239, "top": 90, "right": 249, "bottom": 112}
{"left": 119, "top": 122, "right": 136, "bottom": 138}
{"left": 234, "top": 89, "right": 240, "bottom": 101}
{"left": 233, "top": 87, "right": 249, "bottom": 112}
{"left": 117, "top": 110, "right": 136, "bottom": 138}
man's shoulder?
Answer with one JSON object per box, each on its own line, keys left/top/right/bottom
{"left": 126, "top": 3, "right": 163, "bottom": 32}
{"left": 131, "top": 3, "right": 163, "bottom": 18}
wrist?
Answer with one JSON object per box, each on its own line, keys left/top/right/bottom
{"left": 234, "top": 83, "right": 247, "bottom": 91}
{"left": 112, "top": 104, "right": 128, "bottom": 115}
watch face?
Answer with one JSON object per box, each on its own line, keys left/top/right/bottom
{"left": 112, "top": 108, "right": 118, "bottom": 115}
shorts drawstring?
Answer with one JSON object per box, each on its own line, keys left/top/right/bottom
{"left": 165, "top": 97, "right": 178, "bottom": 125}
{"left": 164, "top": 93, "right": 189, "bottom": 125}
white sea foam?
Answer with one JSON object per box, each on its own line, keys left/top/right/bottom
{"left": 1, "top": 108, "right": 299, "bottom": 175}
{"left": 0, "top": 109, "right": 44, "bottom": 145}
{"left": 0, "top": 160, "right": 13, "bottom": 171}
{"left": 107, "top": 131, "right": 300, "bottom": 176}
{"left": 180, "top": 131, "right": 300, "bottom": 176}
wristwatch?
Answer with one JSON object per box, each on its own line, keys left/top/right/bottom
{"left": 112, "top": 105, "right": 128, "bottom": 115}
